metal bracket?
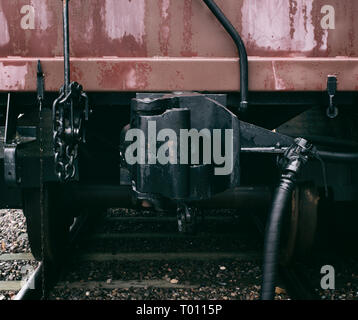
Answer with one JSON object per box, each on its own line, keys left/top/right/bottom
{"left": 37, "top": 60, "right": 44, "bottom": 102}
{"left": 3, "top": 74, "right": 39, "bottom": 187}
{"left": 122, "top": 92, "right": 298, "bottom": 209}
{"left": 125, "top": 93, "right": 241, "bottom": 205}
{"left": 4, "top": 94, "right": 19, "bottom": 186}
{"left": 326, "top": 75, "right": 339, "bottom": 119}
{"left": 4, "top": 145, "right": 17, "bottom": 186}
{"left": 177, "top": 203, "right": 200, "bottom": 234}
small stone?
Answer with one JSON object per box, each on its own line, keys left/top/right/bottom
{"left": 17, "top": 233, "right": 27, "bottom": 241}
{"left": 219, "top": 266, "right": 226, "bottom": 271}
{"left": 106, "top": 279, "right": 112, "bottom": 284}
{"left": 85, "top": 291, "right": 90, "bottom": 296}
{"left": 275, "top": 287, "right": 286, "bottom": 295}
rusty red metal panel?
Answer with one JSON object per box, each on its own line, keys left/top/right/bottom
{"left": 0, "top": 0, "right": 357, "bottom": 92}
{"left": 1, "top": 57, "right": 358, "bottom": 92}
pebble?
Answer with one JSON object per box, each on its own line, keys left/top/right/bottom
{"left": 275, "top": 287, "right": 286, "bottom": 295}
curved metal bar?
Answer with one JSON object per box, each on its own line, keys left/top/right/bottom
{"left": 202, "top": 0, "right": 249, "bottom": 113}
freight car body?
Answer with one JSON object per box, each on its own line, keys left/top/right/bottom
{"left": 0, "top": 0, "right": 357, "bottom": 299}
{"left": 0, "top": 0, "right": 358, "bottom": 92}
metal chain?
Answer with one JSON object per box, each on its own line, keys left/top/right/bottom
{"left": 53, "top": 83, "right": 87, "bottom": 182}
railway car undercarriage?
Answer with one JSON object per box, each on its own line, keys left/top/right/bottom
{"left": 0, "top": 0, "right": 357, "bottom": 300}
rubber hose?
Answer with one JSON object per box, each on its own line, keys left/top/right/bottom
{"left": 261, "top": 173, "right": 296, "bottom": 300}
{"left": 318, "top": 151, "right": 358, "bottom": 163}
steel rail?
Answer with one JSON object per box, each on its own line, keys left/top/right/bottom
{"left": 14, "top": 262, "right": 43, "bottom": 300}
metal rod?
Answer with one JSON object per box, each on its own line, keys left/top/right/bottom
{"left": 4, "top": 93, "right": 12, "bottom": 143}
{"left": 202, "top": 0, "right": 249, "bottom": 113}
{"left": 62, "top": 0, "right": 70, "bottom": 94}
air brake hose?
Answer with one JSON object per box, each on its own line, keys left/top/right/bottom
{"left": 202, "top": 0, "right": 249, "bottom": 113}
{"left": 261, "top": 138, "right": 315, "bottom": 300}
{"left": 318, "top": 151, "right": 358, "bottom": 163}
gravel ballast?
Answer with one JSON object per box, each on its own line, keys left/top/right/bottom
{"left": 50, "top": 259, "right": 289, "bottom": 300}
{"left": 0, "top": 210, "right": 30, "bottom": 254}
{"left": 0, "top": 209, "right": 39, "bottom": 300}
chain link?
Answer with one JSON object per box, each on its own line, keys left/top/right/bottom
{"left": 53, "top": 82, "right": 88, "bottom": 182}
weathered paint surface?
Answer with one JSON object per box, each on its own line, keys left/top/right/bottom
{"left": 0, "top": 62, "right": 28, "bottom": 90}
{"left": 0, "top": 3, "right": 10, "bottom": 47}
{"left": 30, "top": 0, "right": 51, "bottom": 31}
{"left": 242, "top": 0, "right": 318, "bottom": 52}
{"left": 0, "top": 0, "right": 357, "bottom": 92}
{"left": 104, "top": 0, "right": 146, "bottom": 44}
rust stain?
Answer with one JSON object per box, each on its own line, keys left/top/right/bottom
{"left": 0, "top": 61, "right": 28, "bottom": 90}
{"left": 158, "top": 0, "right": 171, "bottom": 56}
{"left": 289, "top": 0, "right": 298, "bottom": 39}
{"left": 70, "top": 0, "right": 102, "bottom": 57}
{"left": 302, "top": 4, "right": 308, "bottom": 33}
{"left": 135, "top": 62, "right": 152, "bottom": 90}
{"left": 97, "top": 62, "right": 132, "bottom": 90}
{"left": 180, "top": 0, "right": 197, "bottom": 57}
{"left": 311, "top": 1, "right": 326, "bottom": 55}
{"left": 70, "top": 63, "right": 84, "bottom": 82}
{"left": 348, "top": 2, "right": 355, "bottom": 56}
{"left": 97, "top": 61, "right": 151, "bottom": 90}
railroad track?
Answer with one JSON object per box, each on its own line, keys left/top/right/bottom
{"left": 2, "top": 207, "right": 357, "bottom": 300}
{"left": 50, "top": 209, "right": 272, "bottom": 300}
{"left": 0, "top": 252, "right": 37, "bottom": 295}
{"left": 7, "top": 209, "right": 272, "bottom": 300}
{"left": 0, "top": 213, "right": 89, "bottom": 300}
{"left": 0, "top": 209, "right": 313, "bottom": 300}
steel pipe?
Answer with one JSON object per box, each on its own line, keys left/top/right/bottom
{"left": 202, "top": 0, "right": 249, "bottom": 113}
{"left": 62, "top": 0, "right": 70, "bottom": 94}
{"left": 318, "top": 150, "right": 358, "bottom": 163}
